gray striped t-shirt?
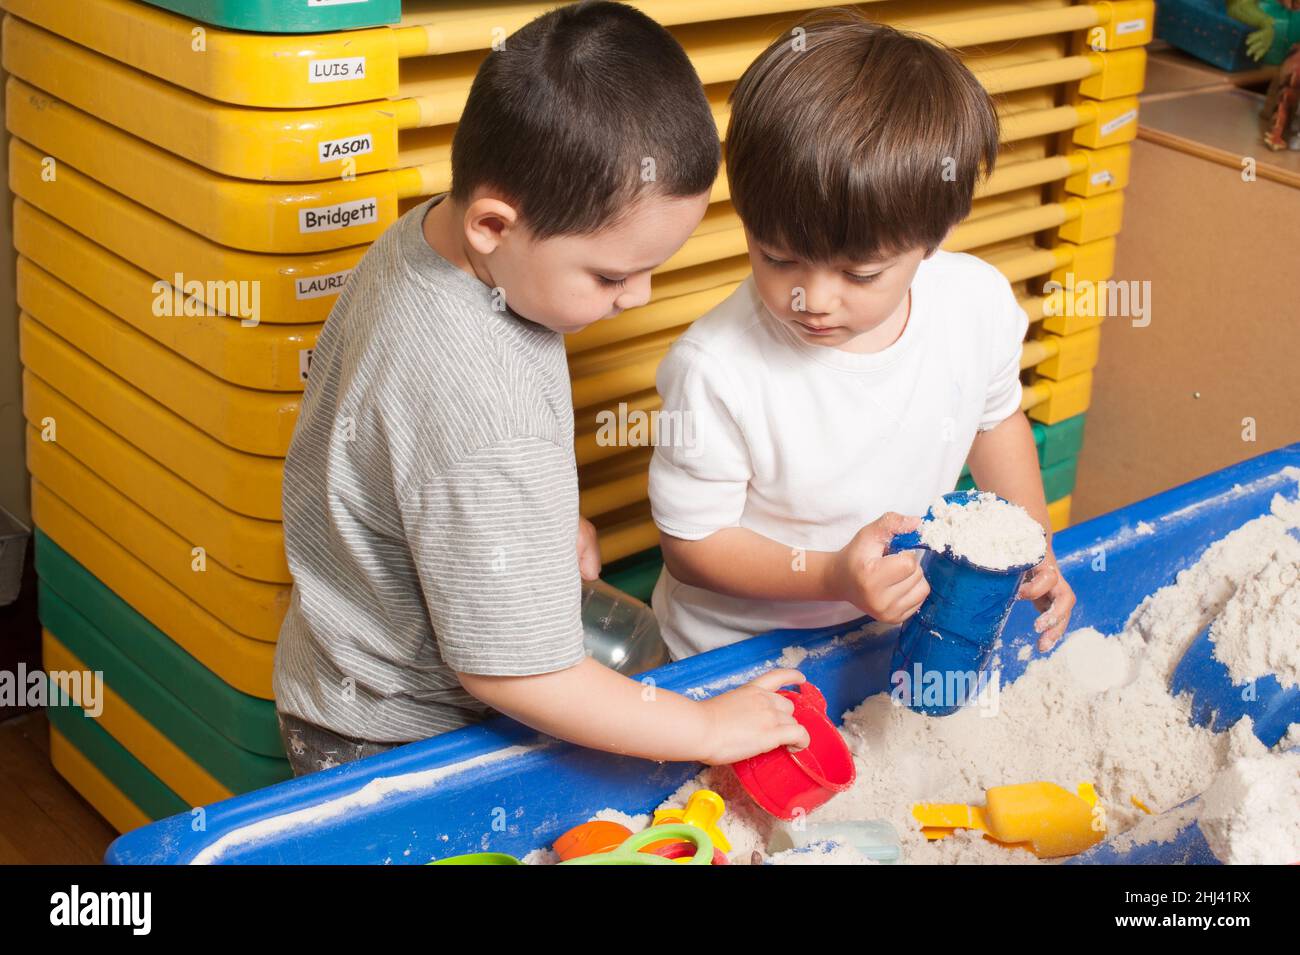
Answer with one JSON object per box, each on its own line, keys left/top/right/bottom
{"left": 272, "top": 193, "right": 587, "bottom": 743}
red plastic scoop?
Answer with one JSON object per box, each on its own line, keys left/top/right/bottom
{"left": 730, "top": 681, "right": 857, "bottom": 820}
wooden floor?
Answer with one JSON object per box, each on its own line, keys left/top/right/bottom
{"left": 0, "top": 710, "right": 115, "bottom": 864}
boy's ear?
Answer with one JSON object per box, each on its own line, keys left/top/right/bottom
{"left": 463, "top": 196, "right": 523, "bottom": 255}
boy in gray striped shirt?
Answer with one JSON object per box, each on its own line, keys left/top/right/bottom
{"left": 272, "top": 1, "right": 808, "bottom": 776}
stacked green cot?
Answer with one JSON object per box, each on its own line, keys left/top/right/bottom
{"left": 0, "top": 0, "right": 1151, "bottom": 832}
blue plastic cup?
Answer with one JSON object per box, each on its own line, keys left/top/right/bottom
{"left": 886, "top": 490, "right": 1042, "bottom": 716}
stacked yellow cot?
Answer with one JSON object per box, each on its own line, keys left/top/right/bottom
{"left": 0, "top": 0, "right": 1152, "bottom": 831}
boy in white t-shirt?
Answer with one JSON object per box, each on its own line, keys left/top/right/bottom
{"left": 649, "top": 11, "right": 1077, "bottom": 660}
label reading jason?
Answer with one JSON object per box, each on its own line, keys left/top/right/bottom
{"left": 299, "top": 348, "right": 314, "bottom": 383}
{"left": 1100, "top": 109, "right": 1137, "bottom": 137}
{"left": 295, "top": 269, "right": 353, "bottom": 300}
{"left": 299, "top": 199, "right": 378, "bottom": 233}
{"left": 319, "top": 133, "right": 374, "bottom": 163}
{"left": 1116, "top": 19, "right": 1147, "bottom": 35}
{"left": 309, "top": 57, "right": 366, "bottom": 84}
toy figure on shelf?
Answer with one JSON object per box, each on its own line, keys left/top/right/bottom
{"left": 1227, "top": 1, "right": 1300, "bottom": 148}
{"left": 1226, "top": 0, "right": 1300, "bottom": 61}
{"left": 1262, "top": 34, "right": 1300, "bottom": 148}
{"left": 1227, "top": 1, "right": 1300, "bottom": 147}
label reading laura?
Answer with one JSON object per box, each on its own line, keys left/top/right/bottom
{"left": 319, "top": 133, "right": 374, "bottom": 163}
{"left": 309, "top": 57, "right": 366, "bottom": 84}
{"left": 299, "top": 199, "right": 378, "bottom": 233}
{"left": 295, "top": 269, "right": 352, "bottom": 300}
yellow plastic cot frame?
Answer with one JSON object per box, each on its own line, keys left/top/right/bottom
{"left": 9, "top": 137, "right": 362, "bottom": 326}
{"left": 3, "top": 7, "right": 1146, "bottom": 182}
{"left": 48, "top": 724, "right": 153, "bottom": 834}
{"left": 16, "top": 266, "right": 301, "bottom": 458}
{"left": 8, "top": 136, "right": 1113, "bottom": 344}
{"left": 21, "top": 357, "right": 285, "bottom": 524}
{"left": 14, "top": 199, "right": 319, "bottom": 394}
{"left": 43, "top": 631, "right": 235, "bottom": 809}
{"left": 0, "top": 0, "right": 1152, "bottom": 109}
{"left": 32, "top": 480, "right": 276, "bottom": 699}
{"left": 24, "top": 394, "right": 291, "bottom": 584}
{"left": 26, "top": 429, "right": 289, "bottom": 643}
{"left": 9, "top": 72, "right": 1127, "bottom": 258}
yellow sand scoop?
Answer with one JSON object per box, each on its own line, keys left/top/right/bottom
{"left": 913, "top": 782, "right": 1106, "bottom": 858}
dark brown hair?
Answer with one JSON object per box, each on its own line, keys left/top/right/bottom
{"left": 450, "top": 1, "right": 720, "bottom": 239}
{"left": 725, "top": 9, "right": 1000, "bottom": 263}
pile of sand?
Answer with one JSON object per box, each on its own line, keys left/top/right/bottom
{"left": 919, "top": 491, "right": 1047, "bottom": 570}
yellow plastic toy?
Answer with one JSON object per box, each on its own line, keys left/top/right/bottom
{"left": 649, "top": 789, "right": 731, "bottom": 854}
{"left": 913, "top": 781, "right": 1106, "bottom": 859}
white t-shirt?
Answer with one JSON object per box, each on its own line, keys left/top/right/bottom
{"left": 648, "top": 249, "right": 1029, "bottom": 659}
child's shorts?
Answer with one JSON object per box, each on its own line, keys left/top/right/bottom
{"left": 276, "top": 710, "right": 399, "bottom": 777}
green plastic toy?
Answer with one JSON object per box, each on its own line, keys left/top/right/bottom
{"left": 430, "top": 852, "right": 523, "bottom": 866}
{"left": 1227, "top": 0, "right": 1300, "bottom": 64}
{"left": 427, "top": 823, "right": 716, "bottom": 866}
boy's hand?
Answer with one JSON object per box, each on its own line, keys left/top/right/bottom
{"left": 577, "top": 516, "right": 601, "bottom": 581}
{"left": 697, "top": 668, "right": 811, "bottom": 765}
{"left": 828, "top": 512, "right": 929, "bottom": 623}
{"left": 1019, "top": 550, "right": 1075, "bottom": 651}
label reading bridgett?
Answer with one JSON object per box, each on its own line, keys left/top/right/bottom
{"left": 319, "top": 133, "right": 374, "bottom": 163}
{"left": 309, "top": 57, "right": 366, "bottom": 83}
{"left": 295, "top": 269, "right": 352, "bottom": 300}
{"left": 299, "top": 199, "right": 378, "bottom": 234}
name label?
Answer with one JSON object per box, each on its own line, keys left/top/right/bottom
{"left": 309, "top": 57, "right": 366, "bottom": 84}
{"left": 295, "top": 269, "right": 353, "bottom": 299}
{"left": 299, "top": 199, "right": 378, "bottom": 233}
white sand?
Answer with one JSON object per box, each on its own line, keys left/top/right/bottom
{"left": 1209, "top": 553, "right": 1300, "bottom": 690}
{"left": 920, "top": 491, "right": 1047, "bottom": 570}
{"left": 582, "top": 486, "right": 1300, "bottom": 865}
{"left": 1198, "top": 751, "right": 1300, "bottom": 864}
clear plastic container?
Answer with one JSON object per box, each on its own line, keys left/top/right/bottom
{"left": 581, "top": 578, "right": 668, "bottom": 677}
{"left": 766, "top": 819, "right": 903, "bottom": 863}
{"left": 0, "top": 507, "right": 30, "bottom": 607}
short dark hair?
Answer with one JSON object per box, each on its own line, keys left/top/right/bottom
{"left": 450, "top": 1, "right": 720, "bottom": 239}
{"left": 725, "top": 9, "right": 1000, "bottom": 263}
